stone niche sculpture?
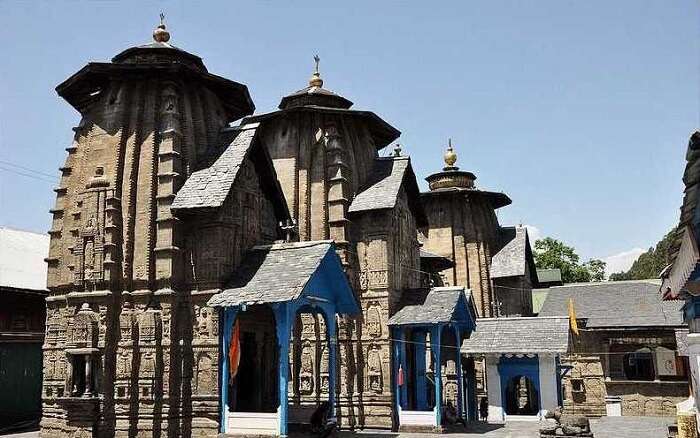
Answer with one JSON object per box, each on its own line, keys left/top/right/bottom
{"left": 539, "top": 408, "right": 594, "bottom": 438}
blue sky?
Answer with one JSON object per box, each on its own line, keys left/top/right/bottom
{"left": 0, "top": 1, "right": 697, "bottom": 273}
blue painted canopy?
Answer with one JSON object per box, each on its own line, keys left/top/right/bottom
{"left": 207, "top": 240, "right": 360, "bottom": 315}
{"left": 388, "top": 286, "right": 477, "bottom": 331}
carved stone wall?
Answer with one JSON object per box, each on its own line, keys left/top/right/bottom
{"left": 561, "top": 328, "right": 688, "bottom": 418}
{"left": 419, "top": 192, "right": 501, "bottom": 318}
{"left": 43, "top": 61, "right": 279, "bottom": 437}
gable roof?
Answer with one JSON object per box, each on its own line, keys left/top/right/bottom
{"left": 348, "top": 156, "right": 427, "bottom": 226}
{"left": 539, "top": 280, "right": 684, "bottom": 328}
{"left": 461, "top": 316, "right": 569, "bottom": 355}
{"left": 207, "top": 241, "right": 359, "bottom": 314}
{"left": 537, "top": 268, "right": 562, "bottom": 284}
{"left": 490, "top": 226, "right": 535, "bottom": 280}
{"left": 172, "top": 123, "right": 289, "bottom": 220}
{"left": 388, "top": 286, "right": 476, "bottom": 328}
{"left": 0, "top": 227, "right": 50, "bottom": 292}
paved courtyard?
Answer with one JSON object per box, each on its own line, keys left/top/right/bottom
{"left": 0, "top": 418, "right": 676, "bottom": 438}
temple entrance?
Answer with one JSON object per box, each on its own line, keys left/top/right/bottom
{"left": 229, "top": 305, "right": 279, "bottom": 413}
{"left": 504, "top": 376, "right": 539, "bottom": 415}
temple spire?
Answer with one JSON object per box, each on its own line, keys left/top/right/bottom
{"left": 153, "top": 12, "right": 171, "bottom": 43}
{"left": 309, "top": 54, "right": 323, "bottom": 88}
{"left": 444, "top": 138, "right": 457, "bottom": 169}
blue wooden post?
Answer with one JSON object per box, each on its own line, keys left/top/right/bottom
{"left": 219, "top": 307, "right": 238, "bottom": 433}
{"left": 393, "top": 327, "right": 402, "bottom": 414}
{"left": 431, "top": 325, "right": 442, "bottom": 427}
{"left": 321, "top": 305, "right": 338, "bottom": 419}
{"left": 274, "top": 303, "right": 292, "bottom": 437}
{"left": 399, "top": 329, "right": 408, "bottom": 409}
{"left": 454, "top": 326, "right": 463, "bottom": 421}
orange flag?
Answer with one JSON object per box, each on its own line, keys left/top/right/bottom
{"left": 228, "top": 319, "right": 241, "bottom": 381}
{"left": 568, "top": 297, "right": 579, "bottom": 336}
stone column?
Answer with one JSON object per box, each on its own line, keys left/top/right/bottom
{"left": 485, "top": 355, "right": 504, "bottom": 423}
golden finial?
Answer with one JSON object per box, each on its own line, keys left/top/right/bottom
{"left": 444, "top": 138, "right": 457, "bottom": 167}
{"left": 153, "top": 12, "right": 171, "bottom": 43}
{"left": 309, "top": 54, "right": 323, "bottom": 88}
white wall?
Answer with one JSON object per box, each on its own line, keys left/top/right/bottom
{"left": 485, "top": 355, "right": 504, "bottom": 423}
{"left": 537, "top": 354, "right": 558, "bottom": 418}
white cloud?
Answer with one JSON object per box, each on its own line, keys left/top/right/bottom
{"left": 523, "top": 224, "right": 542, "bottom": 243}
{"left": 603, "top": 248, "right": 645, "bottom": 278}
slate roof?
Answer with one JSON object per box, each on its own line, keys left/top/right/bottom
{"left": 348, "top": 156, "right": 427, "bottom": 226}
{"left": 537, "top": 269, "right": 562, "bottom": 284}
{"left": 490, "top": 227, "right": 530, "bottom": 279}
{"left": 172, "top": 125, "right": 257, "bottom": 210}
{"left": 461, "top": 316, "right": 570, "bottom": 355}
{"left": 420, "top": 249, "right": 454, "bottom": 272}
{"left": 420, "top": 186, "right": 512, "bottom": 210}
{"left": 388, "top": 286, "right": 474, "bottom": 326}
{"left": 0, "top": 227, "right": 50, "bottom": 292}
{"left": 538, "top": 280, "right": 684, "bottom": 328}
{"left": 208, "top": 241, "right": 334, "bottom": 307}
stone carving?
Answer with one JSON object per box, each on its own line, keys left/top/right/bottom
{"left": 366, "top": 303, "right": 382, "bottom": 338}
{"left": 68, "top": 303, "right": 98, "bottom": 348}
{"left": 320, "top": 347, "right": 329, "bottom": 392}
{"left": 300, "top": 343, "right": 314, "bottom": 394}
{"left": 195, "top": 353, "right": 215, "bottom": 395}
{"left": 194, "top": 305, "right": 213, "bottom": 339}
{"left": 138, "top": 310, "right": 160, "bottom": 344}
{"left": 141, "top": 351, "right": 156, "bottom": 378}
{"left": 117, "top": 351, "right": 131, "bottom": 378}
{"left": 367, "top": 346, "right": 383, "bottom": 393}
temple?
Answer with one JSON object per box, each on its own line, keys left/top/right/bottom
{"left": 41, "top": 21, "right": 557, "bottom": 438}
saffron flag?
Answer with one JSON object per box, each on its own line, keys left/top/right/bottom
{"left": 397, "top": 364, "right": 404, "bottom": 386}
{"left": 568, "top": 297, "right": 579, "bottom": 336}
{"left": 228, "top": 319, "right": 241, "bottom": 381}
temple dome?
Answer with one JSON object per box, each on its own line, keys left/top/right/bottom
{"left": 111, "top": 19, "right": 206, "bottom": 71}
{"left": 278, "top": 56, "right": 353, "bottom": 110}
{"left": 425, "top": 140, "right": 477, "bottom": 191}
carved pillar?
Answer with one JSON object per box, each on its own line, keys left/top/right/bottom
{"left": 154, "top": 82, "right": 184, "bottom": 284}
{"left": 324, "top": 124, "right": 351, "bottom": 266}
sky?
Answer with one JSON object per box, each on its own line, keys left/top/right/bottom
{"left": 0, "top": 1, "right": 698, "bottom": 276}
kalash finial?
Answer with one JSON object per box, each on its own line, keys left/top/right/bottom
{"left": 443, "top": 138, "right": 458, "bottom": 169}
{"left": 309, "top": 54, "right": 323, "bottom": 88}
{"left": 153, "top": 12, "right": 171, "bottom": 43}
{"left": 393, "top": 143, "right": 402, "bottom": 157}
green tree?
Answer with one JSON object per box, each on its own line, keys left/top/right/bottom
{"left": 609, "top": 228, "right": 677, "bottom": 281}
{"left": 534, "top": 237, "right": 606, "bottom": 283}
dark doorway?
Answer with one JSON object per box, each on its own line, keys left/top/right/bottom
{"left": 230, "top": 305, "right": 279, "bottom": 413}
{"left": 504, "top": 376, "right": 539, "bottom": 415}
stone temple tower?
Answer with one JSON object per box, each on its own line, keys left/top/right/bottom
{"left": 419, "top": 140, "right": 512, "bottom": 317}
{"left": 42, "top": 21, "right": 287, "bottom": 437}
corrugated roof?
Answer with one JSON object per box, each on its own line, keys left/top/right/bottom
{"left": 539, "top": 280, "right": 684, "bottom": 328}
{"left": 461, "top": 316, "right": 570, "bottom": 354}
{"left": 0, "top": 227, "right": 50, "bottom": 292}
{"left": 490, "top": 227, "right": 529, "bottom": 279}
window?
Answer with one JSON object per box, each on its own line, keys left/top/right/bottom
{"left": 570, "top": 378, "right": 584, "bottom": 393}
{"left": 623, "top": 349, "right": 654, "bottom": 381}
{"left": 69, "top": 353, "right": 98, "bottom": 397}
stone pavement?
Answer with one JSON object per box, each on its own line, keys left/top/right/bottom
{"left": 0, "top": 418, "right": 676, "bottom": 438}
